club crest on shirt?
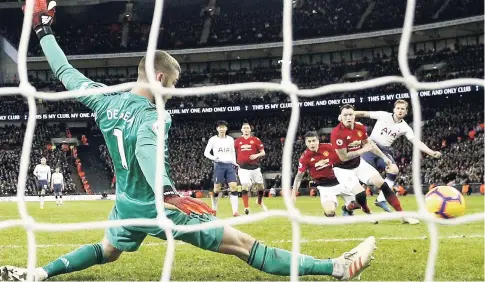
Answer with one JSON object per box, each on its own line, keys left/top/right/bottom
{"left": 250, "top": 140, "right": 254, "bottom": 144}
{"left": 323, "top": 151, "right": 329, "bottom": 157}
{"left": 357, "top": 131, "right": 363, "bottom": 137}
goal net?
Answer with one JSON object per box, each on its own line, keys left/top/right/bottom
{"left": 0, "top": 0, "right": 484, "bottom": 281}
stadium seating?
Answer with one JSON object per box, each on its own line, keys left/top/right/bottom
{"left": 0, "top": 124, "right": 79, "bottom": 196}
{"left": 0, "top": 0, "right": 482, "bottom": 54}
{"left": 1, "top": 42, "right": 482, "bottom": 113}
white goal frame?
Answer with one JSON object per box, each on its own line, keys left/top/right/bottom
{"left": 0, "top": 0, "right": 484, "bottom": 281}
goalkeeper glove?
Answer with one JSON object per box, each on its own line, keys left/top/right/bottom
{"left": 164, "top": 194, "right": 216, "bottom": 216}
{"left": 22, "top": 0, "right": 57, "bottom": 40}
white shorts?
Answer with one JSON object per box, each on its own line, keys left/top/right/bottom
{"left": 333, "top": 159, "right": 379, "bottom": 195}
{"left": 317, "top": 184, "right": 355, "bottom": 206}
{"left": 238, "top": 167, "right": 264, "bottom": 185}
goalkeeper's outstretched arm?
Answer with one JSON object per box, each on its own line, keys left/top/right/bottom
{"left": 27, "top": 0, "right": 106, "bottom": 112}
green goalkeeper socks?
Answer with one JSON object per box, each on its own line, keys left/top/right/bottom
{"left": 247, "top": 241, "right": 334, "bottom": 276}
{"left": 42, "top": 243, "right": 105, "bottom": 278}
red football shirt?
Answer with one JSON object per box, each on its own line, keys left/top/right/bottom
{"left": 330, "top": 122, "right": 368, "bottom": 169}
{"left": 234, "top": 136, "right": 264, "bottom": 170}
{"left": 298, "top": 143, "right": 339, "bottom": 186}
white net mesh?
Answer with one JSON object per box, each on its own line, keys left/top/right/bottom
{"left": 0, "top": 0, "right": 484, "bottom": 281}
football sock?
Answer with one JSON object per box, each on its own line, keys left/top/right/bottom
{"left": 376, "top": 190, "right": 386, "bottom": 202}
{"left": 211, "top": 192, "right": 220, "bottom": 211}
{"left": 355, "top": 191, "right": 371, "bottom": 214}
{"left": 60, "top": 195, "right": 63, "bottom": 205}
{"left": 42, "top": 244, "right": 105, "bottom": 278}
{"left": 230, "top": 191, "right": 239, "bottom": 214}
{"left": 384, "top": 173, "right": 397, "bottom": 193}
{"left": 380, "top": 182, "right": 402, "bottom": 211}
{"left": 242, "top": 190, "right": 249, "bottom": 209}
{"left": 247, "top": 241, "right": 335, "bottom": 276}
{"left": 40, "top": 197, "right": 44, "bottom": 209}
{"left": 257, "top": 190, "right": 264, "bottom": 205}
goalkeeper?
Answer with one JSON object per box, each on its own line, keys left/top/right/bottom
{"left": 0, "top": 1, "right": 376, "bottom": 281}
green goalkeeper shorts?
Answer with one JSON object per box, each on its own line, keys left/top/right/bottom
{"left": 105, "top": 206, "right": 224, "bottom": 252}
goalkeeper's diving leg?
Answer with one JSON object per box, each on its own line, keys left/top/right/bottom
{"left": 0, "top": 207, "right": 376, "bottom": 281}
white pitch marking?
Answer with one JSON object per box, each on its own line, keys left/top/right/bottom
{"left": 0, "top": 234, "right": 482, "bottom": 249}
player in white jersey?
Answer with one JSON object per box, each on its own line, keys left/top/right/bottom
{"left": 33, "top": 157, "right": 51, "bottom": 209}
{"left": 356, "top": 99, "right": 442, "bottom": 211}
{"left": 51, "top": 167, "right": 64, "bottom": 206}
{"left": 204, "top": 120, "right": 239, "bottom": 216}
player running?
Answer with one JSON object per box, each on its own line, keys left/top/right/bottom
{"left": 354, "top": 99, "right": 442, "bottom": 212}
{"left": 234, "top": 121, "right": 267, "bottom": 215}
{"left": 0, "top": 2, "right": 377, "bottom": 280}
{"left": 51, "top": 167, "right": 64, "bottom": 206}
{"left": 331, "top": 104, "right": 419, "bottom": 224}
{"left": 33, "top": 157, "right": 51, "bottom": 209}
{"left": 204, "top": 120, "right": 240, "bottom": 216}
{"left": 292, "top": 131, "right": 359, "bottom": 217}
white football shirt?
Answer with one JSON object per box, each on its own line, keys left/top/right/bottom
{"left": 368, "top": 111, "right": 415, "bottom": 148}
{"left": 52, "top": 172, "right": 64, "bottom": 185}
{"left": 34, "top": 164, "right": 51, "bottom": 181}
{"left": 204, "top": 135, "right": 236, "bottom": 164}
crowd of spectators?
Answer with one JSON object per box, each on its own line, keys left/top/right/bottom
{"left": 82, "top": 95, "right": 482, "bottom": 192}
{"left": 0, "top": 42, "right": 482, "bottom": 115}
{"left": 0, "top": 94, "right": 482, "bottom": 195}
{"left": 0, "top": 124, "right": 77, "bottom": 196}
{"left": 0, "top": 0, "right": 482, "bottom": 54}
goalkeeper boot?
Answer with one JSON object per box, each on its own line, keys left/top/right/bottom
{"left": 332, "top": 236, "right": 376, "bottom": 281}
{"left": 0, "top": 266, "right": 47, "bottom": 281}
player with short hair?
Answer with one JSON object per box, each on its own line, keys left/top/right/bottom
{"left": 331, "top": 104, "right": 419, "bottom": 224}
{"left": 51, "top": 167, "right": 64, "bottom": 206}
{"left": 292, "top": 131, "right": 359, "bottom": 217}
{"left": 0, "top": 2, "right": 377, "bottom": 280}
{"left": 234, "top": 121, "right": 267, "bottom": 215}
{"left": 355, "top": 99, "right": 441, "bottom": 212}
{"left": 204, "top": 120, "right": 240, "bottom": 216}
{"left": 33, "top": 157, "right": 51, "bottom": 209}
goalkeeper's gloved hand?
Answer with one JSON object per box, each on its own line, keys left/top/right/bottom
{"left": 22, "top": 0, "right": 57, "bottom": 40}
{"left": 164, "top": 194, "right": 216, "bottom": 216}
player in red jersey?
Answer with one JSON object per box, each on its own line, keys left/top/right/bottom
{"left": 330, "top": 104, "right": 419, "bottom": 224}
{"left": 292, "top": 131, "right": 359, "bottom": 217}
{"left": 234, "top": 121, "right": 268, "bottom": 215}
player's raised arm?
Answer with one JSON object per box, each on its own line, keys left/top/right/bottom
{"left": 404, "top": 127, "right": 442, "bottom": 158}
{"left": 352, "top": 111, "right": 388, "bottom": 119}
{"left": 26, "top": 0, "right": 106, "bottom": 112}
{"left": 204, "top": 137, "right": 217, "bottom": 161}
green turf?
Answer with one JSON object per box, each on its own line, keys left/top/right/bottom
{"left": 0, "top": 196, "right": 483, "bottom": 281}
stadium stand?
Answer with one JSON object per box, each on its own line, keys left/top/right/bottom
{"left": 0, "top": 123, "right": 79, "bottom": 196}
{"left": 1, "top": 41, "right": 483, "bottom": 111}
{"left": 0, "top": 1, "right": 482, "bottom": 196}
{"left": 0, "top": 0, "right": 482, "bottom": 54}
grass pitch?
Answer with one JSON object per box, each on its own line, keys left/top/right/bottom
{"left": 0, "top": 196, "right": 483, "bottom": 281}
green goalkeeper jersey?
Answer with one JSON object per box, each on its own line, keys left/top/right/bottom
{"left": 40, "top": 35, "right": 174, "bottom": 219}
